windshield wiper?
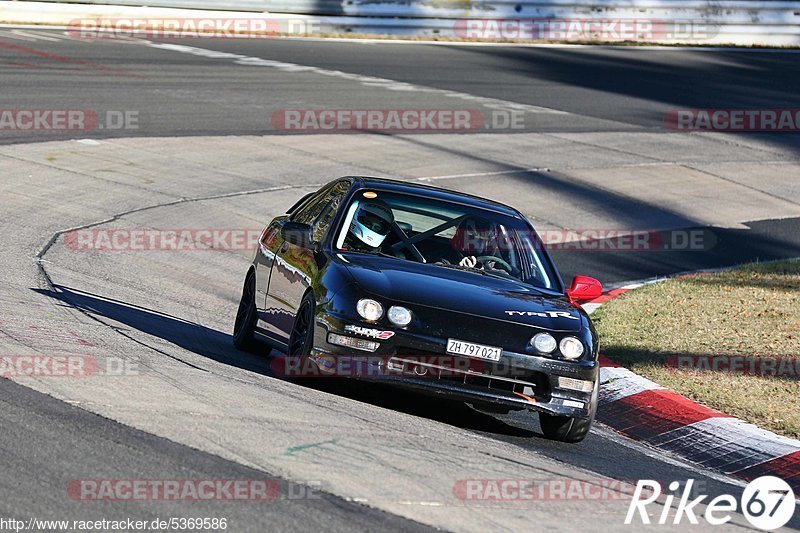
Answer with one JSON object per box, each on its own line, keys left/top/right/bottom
{"left": 434, "top": 262, "right": 513, "bottom": 281}
{"left": 438, "top": 264, "right": 552, "bottom": 294}
{"left": 351, "top": 250, "right": 420, "bottom": 261}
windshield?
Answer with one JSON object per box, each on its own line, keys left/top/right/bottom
{"left": 334, "top": 189, "right": 558, "bottom": 290}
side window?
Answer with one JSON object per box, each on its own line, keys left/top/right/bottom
{"left": 286, "top": 192, "right": 314, "bottom": 216}
{"left": 311, "top": 182, "right": 350, "bottom": 242}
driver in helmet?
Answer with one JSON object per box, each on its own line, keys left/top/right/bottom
{"left": 343, "top": 199, "right": 395, "bottom": 253}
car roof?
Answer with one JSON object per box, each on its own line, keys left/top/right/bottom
{"left": 344, "top": 176, "right": 524, "bottom": 219}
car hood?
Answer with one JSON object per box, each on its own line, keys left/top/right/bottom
{"left": 337, "top": 253, "right": 581, "bottom": 332}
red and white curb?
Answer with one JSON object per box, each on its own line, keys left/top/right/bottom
{"left": 586, "top": 281, "right": 800, "bottom": 493}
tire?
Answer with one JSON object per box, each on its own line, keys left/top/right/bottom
{"left": 232, "top": 271, "right": 258, "bottom": 352}
{"left": 288, "top": 292, "right": 315, "bottom": 358}
{"left": 539, "top": 375, "right": 599, "bottom": 443}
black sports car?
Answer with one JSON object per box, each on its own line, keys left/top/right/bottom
{"left": 233, "top": 177, "right": 603, "bottom": 443}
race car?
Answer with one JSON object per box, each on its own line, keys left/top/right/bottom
{"left": 233, "top": 177, "right": 603, "bottom": 443}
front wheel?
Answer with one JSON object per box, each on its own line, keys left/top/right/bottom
{"left": 288, "top": 292, "right": 316, "bottom": 358}
{"left": 539, "top": 375, "right": 599, "bottom": 443}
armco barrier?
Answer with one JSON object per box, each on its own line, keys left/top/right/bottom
{"left": 13, "top": 0, "right": 800, "bottom": 45}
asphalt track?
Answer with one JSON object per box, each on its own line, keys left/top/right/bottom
{"left": 0, "top": 28, "right": 799, "bottom": 531}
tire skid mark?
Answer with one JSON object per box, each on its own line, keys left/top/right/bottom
{"left": 0, "top": 40, "right": 148, "bottom": 78}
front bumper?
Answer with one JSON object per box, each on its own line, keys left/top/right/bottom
{"left": 311, "top": 312, "right": 598, "bottom": 419}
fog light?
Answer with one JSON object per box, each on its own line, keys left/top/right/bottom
{"left": 387, "top": 306, "right": 412, "bottom": 327}
{"left": 559, "top": 336, "right": 585, "bottom": 359}
{"left": 327, "top": 333, "right": 379, "bottom": 352}
{"left": 530, "top": 333, "right": 557, "bottom": 353}
{"left": 356, "top": 299, "right": 383, "bottom": 322}
{"left": 557, "top": 377, "right": 594, "bottom": 392}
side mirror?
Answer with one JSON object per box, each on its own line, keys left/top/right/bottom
{"left": 566, "top": 275, "right": 603, "bottom": 303}
{"left": 281, "top": 221, "right": 314, "bottom": 248}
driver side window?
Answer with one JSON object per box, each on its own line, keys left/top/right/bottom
{"left": 292, "top": 192, "right": 329, "bottom": 225}
{"left": 311, "top": 182, "right": 349, "bottom": 243}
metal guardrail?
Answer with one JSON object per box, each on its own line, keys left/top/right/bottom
{"left": 18, "top": 0, "right": 800, "bottom": 45}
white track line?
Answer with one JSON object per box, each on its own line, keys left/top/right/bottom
{"left": 148, "top": 41, "right": 570, "bottom": 115}
{"left": 7, "top": 29, "right": 63, "bottom": 41}
{"left": 417, "top": 167, "right": 551, "bottom": 181}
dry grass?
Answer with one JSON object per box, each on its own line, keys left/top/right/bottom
{"left": 593, "top": 260, "right": 800, "bottom": 438}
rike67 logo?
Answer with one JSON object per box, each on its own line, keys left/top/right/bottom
{"left": 627, "top": 477, "right": 795, "bottom": 530}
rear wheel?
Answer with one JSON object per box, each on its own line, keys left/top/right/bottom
{"left": 232, "top": 271, "right": 258, "bottom": 352}
{"left": 539, "top": 375, "right": 599, "bottom": 443}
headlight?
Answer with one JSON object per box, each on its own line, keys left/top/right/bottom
{"left": 559, "top": 336, "right": 585, "bottom": 359}
{"left": 387, "top": 306, "right": 412, "bottom": 327}
{"left": 356, "top": 298, "right": 383, "bottom": 321}
{"left": 530, "top": 333, "right": 557, "bottom": 353}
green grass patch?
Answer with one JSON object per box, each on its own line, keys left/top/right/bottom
{"left": 593, "top": 259, "right": 800, "bottom": 438}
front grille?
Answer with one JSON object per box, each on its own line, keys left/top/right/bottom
{"left": 389, "top": 350, "right": 551, "bottom": 401}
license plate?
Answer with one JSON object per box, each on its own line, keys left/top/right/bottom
{"left": 446, "top": 339, "right": 502, "bottom": 362}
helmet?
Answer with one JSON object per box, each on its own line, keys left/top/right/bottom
{"left": 452, "top": 217, "right": 498, "bottom": 256}
{"left": 349, "top": 200, "right": 394, "bottom": 248}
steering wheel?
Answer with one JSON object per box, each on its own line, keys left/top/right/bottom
{"left": 476, "top": 255, "right": 514, "bottom": 273}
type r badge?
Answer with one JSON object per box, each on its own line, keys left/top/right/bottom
{"left": 505, "top": 311, "right": 579, "bottom": 320}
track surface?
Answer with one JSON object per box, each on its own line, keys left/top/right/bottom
{"left": 0, "top": 377, "right": 430, "bottom": 532}
{"left": 0, "top": 29, "right": 799, "bottom": 531}
{"left": 1, "top": 33, "right": 800, "bottom": 139}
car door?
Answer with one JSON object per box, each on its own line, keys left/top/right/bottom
{"left": 253, "top": 191, "right": 316, "bottom": 314}
{"left": 266, "top": 181, "right": 349, "bottom": 341}
{"left": 252, "top": 220, "right": 284, "bottom": 338}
